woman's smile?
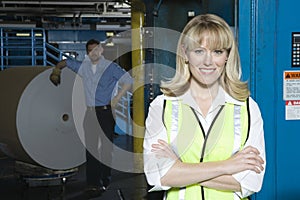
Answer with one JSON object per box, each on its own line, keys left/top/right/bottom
{"left": 198, "top": 67, "right": 217, "bottom": 75}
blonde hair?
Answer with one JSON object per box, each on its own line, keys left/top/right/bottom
{"left": 160, "top": 14, "right": 250, "bottom": 101}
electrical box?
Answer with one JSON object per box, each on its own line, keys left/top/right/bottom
{"left": 292, "top": 32, "right": 300, "bottom": 67}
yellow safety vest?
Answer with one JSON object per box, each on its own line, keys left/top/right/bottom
{"left": 163, "top": 99, "right": 250, "bottom": 200}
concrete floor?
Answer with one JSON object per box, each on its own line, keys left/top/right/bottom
{"left": 0, "top": 135, "right": 164, "bottom": 200}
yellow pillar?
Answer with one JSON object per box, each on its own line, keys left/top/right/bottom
{"left": 131, "top": 0, "right": 145, "bottom": 161}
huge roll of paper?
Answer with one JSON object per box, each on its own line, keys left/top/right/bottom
{"left": 0, "top": 67, "right": 86, "bottom": 170}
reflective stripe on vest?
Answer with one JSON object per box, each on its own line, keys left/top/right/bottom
{"left": 163, "top": 99, "right": 250, "bottom": 200}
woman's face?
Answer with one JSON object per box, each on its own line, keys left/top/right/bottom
{"left": 185, "top": 40, "right": 228, "bottom": 86}
{"left": 87, "top": 43, "right": 103, "bottom": 63}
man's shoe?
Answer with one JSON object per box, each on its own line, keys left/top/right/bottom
{"left": 85, "top": 185, "right": 105, "bottom": 199}
{"left": 102, "top": 177, "right": 111, "bottom": 189}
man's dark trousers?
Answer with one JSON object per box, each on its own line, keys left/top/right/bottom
{"left": 84, "top": 106, "right": 114, "bottom": 187}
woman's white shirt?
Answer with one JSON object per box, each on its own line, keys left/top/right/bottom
{"left": 143, "top": 87, "right": 266, "bottom": 199}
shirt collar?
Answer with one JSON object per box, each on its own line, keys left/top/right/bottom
{"left": 84, "top": 55, "right": 104, "bottom": 64}
{"left": 174, "top": 86, "right": 245, "bottom": 109}
{"left": 217, "top": 87, "right": 245, "bottom": 106}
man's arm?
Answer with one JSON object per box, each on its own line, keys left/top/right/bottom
{"left": 111, "top": 83, "right": 131, "bottom": 107}
{"left": 55, "top": 60, "right": 67, "bottom": 70}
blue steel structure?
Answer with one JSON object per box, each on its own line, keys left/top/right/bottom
{"left": 0, "top": 27, "right": 73, "bottom": 70}
{"left": 0, "top": 28, "right": 46, "bottom": 69}
{"left": 238, "top": 1, "right": 276, "bottom": 199}
{"left": 0, "top": 28, "right": 108, "bottom": 70}
{"left": 239, "top": 0, "right": 300, "bottom": 199}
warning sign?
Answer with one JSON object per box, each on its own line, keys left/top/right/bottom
{"left": 283, "top": 71, "right": 300, "bottom": 100}
{"left": 286, "top": 100, "right": 300, "bottom": 120}
{"left": 286, "top": 100, "right": 300, "bottom": 105}
{"left": 284, "top": 71, "right": 300, "bottom": 79}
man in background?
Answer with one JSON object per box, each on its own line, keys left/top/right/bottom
{"left": 50, "top": 39, "right": 133, "bottom": 198}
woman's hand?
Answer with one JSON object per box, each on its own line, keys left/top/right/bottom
{"left": 151, "top": 139, "right": 179, "bottom": 161}
{"left": 222, "top": 146, "right": 264, "bottom": 175}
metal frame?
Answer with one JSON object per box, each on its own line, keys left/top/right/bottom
{"left": 238, "top": 0, "right": 277, "bottom": 199}
{"left": 0, "top": 27, "right": 46, "bottom": 70}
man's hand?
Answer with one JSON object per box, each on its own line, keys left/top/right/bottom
{"left": 50, "top": 67, "right": 61, "bottom": 86}
{"left": 111, "top": 96, "right": 120, "bottom": 108}
{"left": 49, "top": 60, "right": 66, "bottom": 86}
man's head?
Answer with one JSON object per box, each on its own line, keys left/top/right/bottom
{"left": 86, "top": 39, "right": 103, "bottom": 64}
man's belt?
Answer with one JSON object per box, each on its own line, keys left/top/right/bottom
{"left": 87, "top": 105, "right": 111, "bottom": 111}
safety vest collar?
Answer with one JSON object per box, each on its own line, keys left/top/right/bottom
{"left": 169, "top": 87, "right": 245, "bottom": 117}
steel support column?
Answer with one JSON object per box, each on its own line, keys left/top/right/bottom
{"left": 131, "top": 0, "right": 145, "bottom": 166}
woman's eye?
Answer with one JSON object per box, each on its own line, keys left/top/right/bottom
{"left": 194, "top": 49, "right": 204, "bottom": 54}
{"left": 214, "top": 49, "right": 224, "bottom": 55}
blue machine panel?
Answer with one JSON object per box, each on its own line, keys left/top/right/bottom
{"left": 276, "top": 0, "right": 300, "bottom": 198}
{"left": 239, "top": 0, "right": 300, "bottom": 199}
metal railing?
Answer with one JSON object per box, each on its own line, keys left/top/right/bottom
{"left": 0, "top": 27, "right": 75, "bottom": 70}
{"left": 115, "top": 89, "right": 133, "bottom": 135}
{"left": 45, "top": 43, "right": 74, "bottom": 66}
{"left": 0, "top": 27, "right": 46, "bottom": 70}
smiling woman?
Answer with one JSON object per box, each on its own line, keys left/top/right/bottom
{"left": 143, "top": 14, "right": 266, "bottom": 200}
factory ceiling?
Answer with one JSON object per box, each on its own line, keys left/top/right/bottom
{"left": 0, "top": 0, "right": 131, "bottom": 29}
